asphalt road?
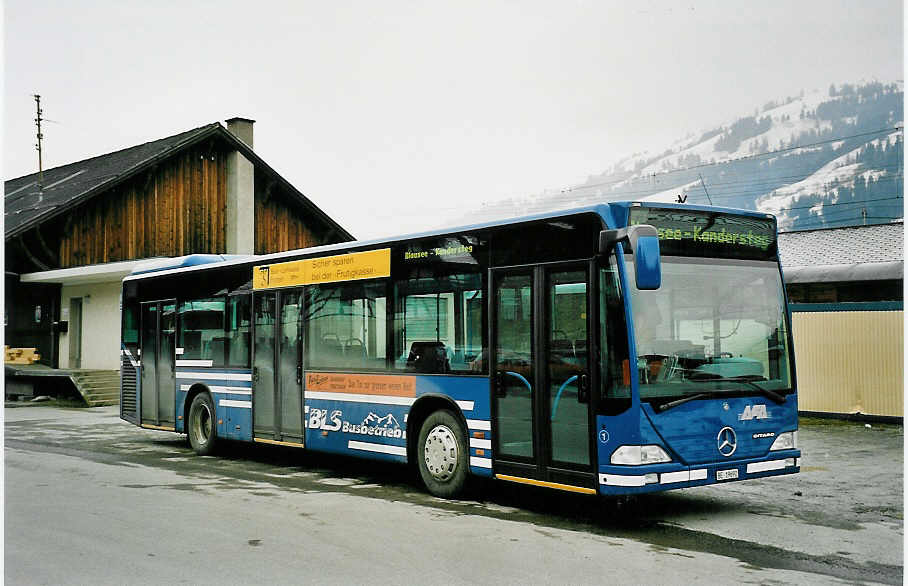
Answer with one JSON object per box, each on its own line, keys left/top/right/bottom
{"left": 4, "top": 405, "right": 903, "bottom": 585}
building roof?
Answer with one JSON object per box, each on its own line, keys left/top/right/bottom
{"left": 4, "top": 122, "right": 353, "bottom": 241}
{"left": 778, "top": 222, "right": 904, "bottom": 283}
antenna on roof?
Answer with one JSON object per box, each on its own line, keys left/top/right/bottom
{"left": 34, "top": 94, "right": 44, "bottom": 199}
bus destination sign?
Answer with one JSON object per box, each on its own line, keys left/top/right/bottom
{"left": 628, "top": 207, "right": 777, "bottom": 260}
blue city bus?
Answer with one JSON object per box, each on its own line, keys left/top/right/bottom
{"left": 120, "top": 202, "right": 800, "bottom": 498}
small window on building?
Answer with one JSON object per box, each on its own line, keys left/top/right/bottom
{"left": 179, "top": 298, "right": 226, "bottom": 365}
{"left": 305, "top": 282, "right": 388, "bottom": 371}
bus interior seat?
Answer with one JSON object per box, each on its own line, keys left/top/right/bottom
{"left": 208, "top": 336, "right": 228, "bottom": 366}
{"left": 406, "top": 341, "right": 450, "bottom": 373}
{"left": 550, "top": 338, "right": 574, "bottom": 359}
{"left": 344, "top": 338, "right": 364, "bottom": 356}
{"left": 316, "top": 333, "right": 344, "bottom": 365}
{"left": 344, "top": 338, "right": 365, "bottom": 366}
{"left": 228, "top": 331, "right": 250, "bottom": 364}
{"left": 182, "top": 331, "right": 202, "bottom": 358}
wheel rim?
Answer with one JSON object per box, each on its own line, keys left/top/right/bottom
{"left": 424, "top": 424, "right": 458, "bottom": 482}
{"left": 192, "top": 402, "right": 211, "bottom": 447}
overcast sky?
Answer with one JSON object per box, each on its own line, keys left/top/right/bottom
{"left": 4, "top": 0, "right": 903, "bottom": 239}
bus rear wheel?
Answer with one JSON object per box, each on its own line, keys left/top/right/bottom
{"left": 417, "top": 410, "right": 467, "bottom": 498}
{"left": 188, "top": 392, "right": 218, "bottom": 456}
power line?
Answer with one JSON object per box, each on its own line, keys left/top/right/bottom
{"left": 698, "top": 173, "right": 712, "bottom": 205}
{"left": 787, "top": 216, "right": 901, "bottom": 230}
{"left": 771, "top": 195, "right": 903, "bottom": 213}
{"left": 562, "top": 168, "right": 904, "bottom": 202}
{"left": 563, "top": 125, "right": 903, "bottom": 194}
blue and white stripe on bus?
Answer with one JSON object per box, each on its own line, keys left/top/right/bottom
{"left": 469, "top": 437, "right": 491, "bottom": 450}
{"left": 219, "top": 399, "right": 252, "bottom": 409}
{"left": 466, "top": 419, "right": 491, "bottom": 431}
{"left": 469, "top": 457, "right": 492, "bottom": 468}
{"left": 599, "top": 473, "right": 645, "bottom": 487}
{"left": 179, "top": 384, "right": 252, "bottom": 395}
{"left": 174, "top": 371, "right": 253, "bottom": 382}
{"left": 466, "top": 419, "right": 493, "bottom": 471}
{"left": 120, "top": 349, "right": 140, "bottom": 368}
{"left": 348, "top": 440, "right": 407, "bottom": 457}
{"left": 747, "top": 459, "right": 797, "bottom": 474}
{"left": 304, "top": 390, "right": 474, "bottom": 412}
{"left": 658, "top": 469, "right": 708, "bottom": 484}
{"left": 599, "top": 470, "right": 709, "bottom": 487}
{"left": 175, "top": 359, "right": 215, "bottom": 367}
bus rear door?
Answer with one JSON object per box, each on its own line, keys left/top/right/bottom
{"left": 252, "top": 290, "right": 305, "bottom": 445}
{"left": 140, "top": 300, "right": 176, "bottom": 430}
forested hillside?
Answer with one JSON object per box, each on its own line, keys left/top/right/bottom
{"left": 459, "top": 81, "right": 903, "bottom": 231}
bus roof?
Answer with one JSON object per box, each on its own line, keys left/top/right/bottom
{"left": 124, "top": 201, "right": 774, "bottom": 282}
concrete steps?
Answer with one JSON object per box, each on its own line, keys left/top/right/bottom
{"left": 70, "top": 370, "right": 120, "bottom": 407}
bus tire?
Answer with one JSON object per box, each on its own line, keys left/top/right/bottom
{"left": 417, "top": 409, "right": 468, "bottom": 498}
{"left": 187, "top": 392, "right": 218, "bottom": 456}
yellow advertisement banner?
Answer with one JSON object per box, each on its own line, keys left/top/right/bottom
{"left": 253, "top": 248, "right": 391, "bottom": 290}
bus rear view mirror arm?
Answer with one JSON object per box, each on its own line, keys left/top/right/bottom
{"left": 599, "top": 225, "right": 662, "bottom": 290}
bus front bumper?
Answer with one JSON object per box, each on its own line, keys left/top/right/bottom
{"left": 597, "top": 450, "right": 801, "bottom": 496}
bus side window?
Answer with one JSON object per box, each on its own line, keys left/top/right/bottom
{"left": 227, "top": 294, "right": 251, "bottom": 368}
{"left": 393, "top": 272, "right": 483, "bottom": 374}
{"left": 599, "top": 263, "right": 631, "bottom": 415}
{"left": 178, "top": 298, "right": 226, "bottom": 365}
{"left": 305, "top": 282, "right": 387, "bottom": 371}
{"left": 122, "top": 303, "right": 139, "bottom": 347}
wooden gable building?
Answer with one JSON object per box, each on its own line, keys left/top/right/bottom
{"left": 5, "top": 118, "right": 352, "bottom": 373}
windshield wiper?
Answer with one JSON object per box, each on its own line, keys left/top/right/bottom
{"left": 688, "top": 374, "right": 786, "bottom": 404}
{"left": 656, "top": 392, "right": 713, "bottom": 412}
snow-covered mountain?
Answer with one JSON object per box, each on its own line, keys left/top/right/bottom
{"left": 456, "top": 81, "right": 903, "bottom": 231}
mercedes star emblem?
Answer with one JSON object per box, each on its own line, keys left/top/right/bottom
{"left": 717, "top": 426, "right": 737, "bottom": 457}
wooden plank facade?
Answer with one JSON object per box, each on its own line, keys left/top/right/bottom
{"left": 54, "top": 144, "right": 229, "bottom": 267}
{"left": 28, "top": 138, "right": 346, "bottom": 270}
{"left": 254, "top": 169, "right": 324, "bottom": 254}
{"left": 5, "top": 121, "right": 352, "bottom": 369}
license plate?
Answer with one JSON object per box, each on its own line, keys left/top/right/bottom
{"left": 716, "top": 468, "right": 739, "bottom": 481}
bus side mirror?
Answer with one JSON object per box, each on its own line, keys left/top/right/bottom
{"left": 634, "top": 234, "right": 661, "bottom": 290}
{"left": 599, "top": 224, "right": 662, "bottom": 290}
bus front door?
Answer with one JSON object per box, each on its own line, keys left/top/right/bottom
{"left": 140, "top": 300, "right": 177, "bottom": 430}
{"left": 491, "top": 265, "right": 595, "bottom": 492}
{"left": 253, "top": 290, "right": 304, "bottom": 445}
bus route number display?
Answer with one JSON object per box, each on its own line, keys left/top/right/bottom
{"left": 253, "top": 248, "right": 391, "bottom": 290}
{"left": 629, "top": 207, "right": 777, "bottom": 260}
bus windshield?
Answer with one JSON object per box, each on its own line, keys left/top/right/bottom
{"left": 626, "top": 256, "right": 793, "bottom": 403}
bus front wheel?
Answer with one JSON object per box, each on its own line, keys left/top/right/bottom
{"left": 417, "top": 410, "right": 467, "bottom": 498}
{"left": 188, "top": 392, "right": 218, "bottom": 456}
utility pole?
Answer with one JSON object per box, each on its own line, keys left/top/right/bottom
{"left": 34, "top": 94, "right": 44, "bottom": 194}
{"left": 862, "top": 207, "right": 867, "bottom": 226}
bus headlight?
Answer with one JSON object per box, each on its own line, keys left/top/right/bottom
{"left": 610, "top": 445, "right": 672, "bottom": 465}
{"left": 770, "top": 431, "right": 798, "bottom": 451}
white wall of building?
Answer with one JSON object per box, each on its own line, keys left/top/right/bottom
{"left": 58, "top": 281, "right": 121, "bottom": 370}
